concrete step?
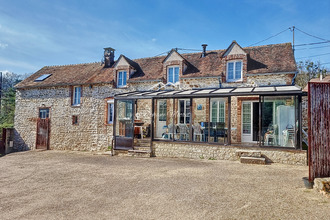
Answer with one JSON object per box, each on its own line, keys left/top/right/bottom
{"left": 240, "top": 156, "right": 266, "bottom": 165}
{"left": 236, "top": 150, "right": 262, "bottom": 158}
{"left": 128, "top": 149, "right": 151, "bottom": 158}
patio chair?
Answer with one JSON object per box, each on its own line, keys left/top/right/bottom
{"left": 164, "top": 124, "right": 175, "bottom": 140}
{"left": 177, "top": 124, "right": 189, "bottom": 141}
{"left": 214, "top": 122, "right": 227, "bottom": 143}
{"left": 192, "top": 123, "right": 203, "bottom": 141}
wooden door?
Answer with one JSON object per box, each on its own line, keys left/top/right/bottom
{"left": 36, "top": 118, "right": 50, "bottom": 150}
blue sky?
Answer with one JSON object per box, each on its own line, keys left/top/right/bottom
{"left": 0, "top": 0, "right": 329, "bottom": 75}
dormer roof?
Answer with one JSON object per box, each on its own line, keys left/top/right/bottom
{"left": 162, "top": 49, "right": 186, "bottom": 63}
{"left": 222, "top": 40, "right": 247, "bottom": 57}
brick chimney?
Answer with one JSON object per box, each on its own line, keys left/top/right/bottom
{"left": 104, "top": 47, "right": 115, "bottom": 67}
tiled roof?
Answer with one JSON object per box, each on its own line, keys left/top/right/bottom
{"left": 16, "top": 42, "right": 296, "bottom": 89}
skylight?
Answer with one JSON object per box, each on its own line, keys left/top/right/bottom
{"left": 35, "top": 74, "right": 52, "bottom": 82}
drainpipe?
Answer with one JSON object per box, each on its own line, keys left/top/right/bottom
{"left": 292, "top": 71, "right": 298, "bottom": 85}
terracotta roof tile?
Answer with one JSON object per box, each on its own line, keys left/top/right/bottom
{"left": 16, "top": 42, "right": 296, "bottom": 89}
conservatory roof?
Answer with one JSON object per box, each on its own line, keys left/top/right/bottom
{"left": 115, "top": 85, "right": 303, "bottom": 100}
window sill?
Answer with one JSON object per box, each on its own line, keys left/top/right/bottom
{"left": 105, "top": 123, "right": 114, "bottom": 126}
{"left": 117, "top": 85, "right": 128, "bottom": 88}
{"left": 71, "top": 104, "right": 81, "bottom": 108}
{"left": 226, "top": 80, "right": 243, "bottom": 83}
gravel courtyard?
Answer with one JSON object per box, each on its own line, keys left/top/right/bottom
{"left": 0, "top": 150, "right": 329, "bottom": 219}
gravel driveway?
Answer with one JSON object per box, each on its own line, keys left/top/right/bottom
{"left": 0, "top": 150, "right": 329, "bottom": 219}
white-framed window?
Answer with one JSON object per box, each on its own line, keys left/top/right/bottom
{"left": 39, "top": 108, "right": 50, "bottom": 119}
{"left": 117, "top": 71, "right": 127, "bottom": 87}
{"left": 178, "top": 99, "right": 190, "bottom": 124}
{"left": 73, "top": 86, "right": 81, "bottom": 106}
{"left": 227, "top": 60, "right": 243, "bottom": 82}
{"left": 167, "top": 66, "right": 180, "bottom": 84}
{"left": 211, "top": 99, "right": 225, "bottom": 123}
{"left": 107, "top": 100, "right": 114, "bottom": 124}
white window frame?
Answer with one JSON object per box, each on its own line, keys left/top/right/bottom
{"left": 39, "top": 108, "right": 50, "bottom": 119}
{"left": 226, "top": 60, "right": 243, "bottom": 82}
{"left": 117, "top": 71, "right": 127, "bottom": 88}
{"left": 107, "top": 100, "right": 114, "bottom": 124}
{"left": 73, "top": 86, "right": 81, "bottom": 106}
{"left": 178, "top": 99, "right": 190, "bottom": 124}
{"left": 210, "top": 98, "right": 226, "bottom": 123}
{"left": 167, "top": 66, "right": 180, "bottom": 84}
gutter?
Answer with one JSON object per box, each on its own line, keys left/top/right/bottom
{"left": 246, "top": 71, "right": 296, "bottom": 76}
{"left": 15, "top": 81, "right": 113, "bottom": 90}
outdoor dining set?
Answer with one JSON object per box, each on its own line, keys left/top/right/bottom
{"left": 162, "top": 122, "right": 228, "bottom": 143}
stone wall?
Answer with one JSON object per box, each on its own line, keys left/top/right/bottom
{"left": 14, "top": 84, "right": 124, "bottom": 151}
{"left": 314, "top": 178, "right": 330, "bottom": 195}
{"left": 302, "top": 96, "right": 308, "bottom": 130}
{"left": 153, "top": 142, "right": 307, "bottom": 165}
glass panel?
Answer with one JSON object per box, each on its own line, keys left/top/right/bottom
{"left": 235, "top": 61, "right": 242, "bottom": 79}
{"left": 242, "top": 103, "right": 251, "bottom": 134}
{"left": 209, "top": 98, "right": 228, "bottom": 144}
{"left": 116, "top": 100, "right": 134, "bottom": 138}
{"left": 154, "top": 99, "right": 174, "bottom": 140}
{"left": 227, "top": 62, "right": 234, "bottom": 80}
{"left": 108, "top": 103, "right": 114, "bottom": 123}
{"left": 74, "top": 86, "right": 81, "bottom": 105}
{"left": 174, "top": 99, "right": 191, "bottom": 141}
{"left": 168, "top": 67, "right": 173, "bottom": 83}
{"left": 262, "top": 96, "right": 296, "bottom": 148}
{"left": 123, "top": 71, "right": 127, "bottom": 86}
{"left": 118, "top": 72, "right": 123, "bottom": 86}
{"left": 174, "top": 67, "right": 179, "bottom": 83}
{"left": 39, "top": 108, "right": 49, "bottom": 119}
{"left": 192, "top": 98, "right": 209, "bottom": 142}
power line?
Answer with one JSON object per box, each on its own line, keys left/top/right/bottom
{"left": 295, "top": 45, "right": 330, "bottom": 51}
{"left": 154, "top": 50, "right": 171, "bottom": 57}
{"left": 178, "top": 48, "right": 202, "bottom": 52}
{"left": 296, "top": 52, "right": 330, "bottom": 59}
{"left": 295, "top": 41, "right": 330, "bottom": 47}
{"left": 295, "top": 27, "right": 330, "bottom": 42}
{"left": 296, "top": 44, "right": 330, "bottom": 50}
{"left": 247, "top": 28, "right": 290, "bottom": 47}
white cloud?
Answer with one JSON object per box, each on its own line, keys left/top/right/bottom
{"left": 0, "top": 43, "right": 8, "bottom": 49}
{"left": 152, "top": 38, "right": 157, "bottom": 42}
{"left": 0, "top": 57, "right": 39, "bottom": 73}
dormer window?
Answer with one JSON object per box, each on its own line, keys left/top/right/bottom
{"left": 167, "top": 66, "right": 179, "bottom": 84}
{"left": 227, "top": 61, "right": 242, "bottom": 82}
{"left": 117, "top": 71, "right": 127, "bottom": 87}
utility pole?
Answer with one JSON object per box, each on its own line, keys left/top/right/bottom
{"left": 290, "top": 26, "right": 295, "bottom": 55}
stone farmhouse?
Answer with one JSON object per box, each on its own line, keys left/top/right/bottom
{"left": 14, "top": 41, "right": 307, "bottom": 164}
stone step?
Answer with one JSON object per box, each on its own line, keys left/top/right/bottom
{"left": 236, "top": 150, "right": 262, "bottom": 158}
{"left": 113, "top": 150, "right": 129, "bottom": 156}
{"left": 240, "top": 156, "right": 266, "bottom": 165}
{"left": 134, "top": 146, "right": 150, "bottom": 151}
{"left": 128, "top": 150, "right": 151, "bottom": 158}
{"left": 134, "top": 144, "right": 150, "bottom": 148}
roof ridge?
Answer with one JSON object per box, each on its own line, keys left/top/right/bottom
{"left": 243, "top": 42, "right": 291, "bottom": 49}
{"left": 45, "top": 62, "right": 102, "bottom": 68}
